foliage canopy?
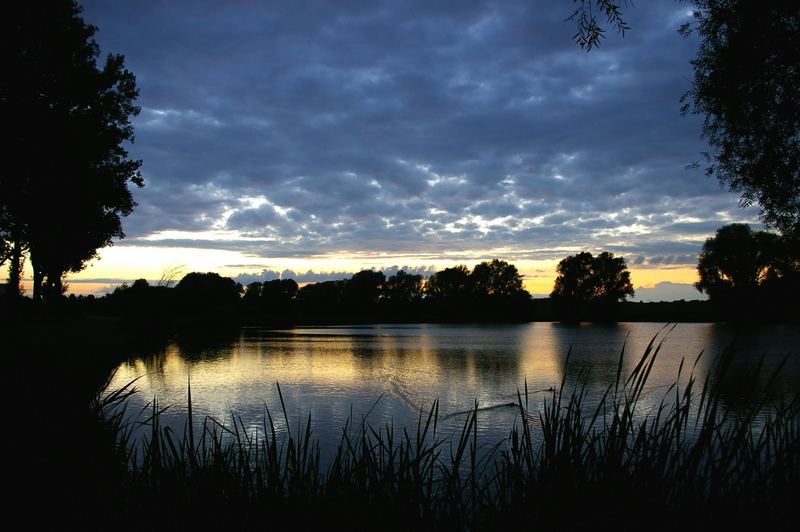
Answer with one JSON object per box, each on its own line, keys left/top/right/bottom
{"left": 681, "top": 1, "right": 800, "bottom": 235}
{"left": 695, "top": 223, "right": 799, "bottom": 319}
{"left": 425, "top": 266, "right": 471, "bottom": 300}
{"left": 567, "top": 0, "right": 630, "bottom": 51}
{"left": 470, "top": 259, "right": 526, "bottom": 298}
{"left": 569, "top": 1, "right": 800, "bottom": 235}
{"left": 551, "top": 251, "right": 634, "bottom": 321}
{"left": 1, "top": 0, "right": 142, "bottom": 299}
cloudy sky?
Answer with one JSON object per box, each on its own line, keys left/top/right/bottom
{"left": 65, "top": 0, "right": 760, "bottom": 300}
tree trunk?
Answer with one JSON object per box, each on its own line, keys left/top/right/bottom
{"left": 7, "top": 238, "right": 24, "bottom": 297}
{"left": 31, "top": 256, "right": 43, "bottom": 302}
{"left": 43, "top": 270, "right": 65, "bottom": 302}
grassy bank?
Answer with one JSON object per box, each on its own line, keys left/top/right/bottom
{"left": 1, "top": 310, "right": 170, "bottom": 528}
{"left": 93, "top": 337, "right": 799, "bottom": 530}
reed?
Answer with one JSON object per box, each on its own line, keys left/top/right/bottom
{"left": 95, "top": 337, "right": 800, "bottom": 530}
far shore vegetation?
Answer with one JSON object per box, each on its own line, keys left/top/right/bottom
{"left": 4, "top": 228, "right": 799, "bottom": 327}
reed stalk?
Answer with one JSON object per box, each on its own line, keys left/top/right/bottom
{"left": 94, "top": 337, "right": 800, "bottom": 529}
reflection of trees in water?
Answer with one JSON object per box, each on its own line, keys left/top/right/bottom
{"left": 548, "top": 323, "right": 632, "bottom": 391}
{"left": 131, "top": 330, "right": 243, "bottom": 388}
{"left": 122, "top": 324, "right": 799, "bottom": 426}
{"left": 700, "top": 329, "right": 800, "bottom": 414}
{"left": 134, "top": 344, "right": 172, "bottom": 379}
{"left": 174, "top": 329, "right": 242, "bottom": 363}
{"left": 338, "top": 329, "right": 527, "bottom": 416}
{"left": 540, "top": 322, "right": 800, "bottom": 411}
{"left": 137, "top": 351, "right": 165, "bottom": 375}
{"left": 367, "top": 327, "right": 525, "bottom": 386}
{"left": 712, "top": 360, "right": 797, "bottom": 415}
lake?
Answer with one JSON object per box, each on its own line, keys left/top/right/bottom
{"left": 108, "top": 322, "right": 800, "bottom": 459}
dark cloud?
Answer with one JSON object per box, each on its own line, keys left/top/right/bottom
{"left": 80, "top": 0, "right": 753, "bottom": 262}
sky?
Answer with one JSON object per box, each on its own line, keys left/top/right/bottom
{"left": 49, "top": 0, "right": 762, "bottom": 300}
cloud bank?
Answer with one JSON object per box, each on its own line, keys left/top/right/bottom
{"left": 80, "top": 0, "right": 761, "bottom": 270}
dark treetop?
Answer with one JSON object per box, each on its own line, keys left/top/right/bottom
{"left": 1, "top": 0, "right": 142, "bottom": 300}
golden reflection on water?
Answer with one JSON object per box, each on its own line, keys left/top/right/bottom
{"left": 110, "top": 323, "right": 800, "bottom": 446}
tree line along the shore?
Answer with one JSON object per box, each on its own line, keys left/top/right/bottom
{"left": 6, "top": 222, "right": 794, "bottom": 325}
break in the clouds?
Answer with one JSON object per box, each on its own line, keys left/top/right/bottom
{"left": 80, "top": 0, "right": 761, "bottom": 268}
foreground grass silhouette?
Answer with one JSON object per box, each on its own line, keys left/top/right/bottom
{"left": 95, "top": 334, "right": 799, "bottom": 530}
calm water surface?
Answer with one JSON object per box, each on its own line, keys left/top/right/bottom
{"left": 109, "top": 322, "right": 800, "bottom": 458}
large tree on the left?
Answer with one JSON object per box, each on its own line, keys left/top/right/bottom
{"left": 1, "top": 0, "right": 142, "bottom": 300}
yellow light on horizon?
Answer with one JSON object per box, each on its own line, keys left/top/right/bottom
{"left": 8, "top": 244, "right": 701, "bottom": 298}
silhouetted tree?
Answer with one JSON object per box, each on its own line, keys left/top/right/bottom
{"left": 342, "top": 270, "right": 385, "bottom": 313}
{"left": 567, "top": 0, "right": 629, "bottom": 50}
{"left": 0, "top": 161, "right": 26, "bottom": 298}
{"left": 696, "top": 225, "right": 771, "bottom": 300}
{"left": 1, "top": 1, "right": 142, "bottom": 301}
{"left": 695, "top": 223, "right": 798, "bottom": 319}
{"left": 0, "top": 236, "right": 10, "bottom": 268}
{"left": 241, "top": 282, "right": 262, "bottom": 313}
{"left": 424, "top": 265, "right": 471, "bottom": 320}
{"left": 242, "top": 282, "right": 262, "bottom": 298}
{"left": 383, "top": 270, "right": 424, "bottom": 305}
{"left": 423, "top": 262, "right": 531, "bottom": 321}
{"left": 760, "top": 233, "right": 800, "bottom": 320}
{"left": 0, "top": 229, "right": 14, "bottom": 294}
{"left": 262, "top": 278, "right": 298, "bottom": 304}
{"left": 261, "top": 279, "right": 298, "bottom": 317}
{"left": 175, "top": 272, "right": 242, "bottom": 321}
{"left": 425, "top": 266, "right": 471, "bottom": 300}
{"left": 551, "top": 252, "right": 593, "bottom": 322}
{"left": 680, "top": 1, "right": 800, "bottom": 235}
{"left": 115, "top": 278, "right": 150, "bottom": 316}
{"left": 468, "top": 259, "right": 531, "bottom": 321}
{"left": 572, "top": 2, "right": 800, "bottom": 235}
{"left": 381, "top": 270, "right": 423, "bottom": 320}
{"left": 551, "top": 251, "right": 634, "bottom": 321}
{"left": 295, "top": 280, "right": 345, "bottom": 319}
{"left": 469, "top": 259, "right": 527, "bottom": 297}
{"left": 592, "top": 252, "right": 635, "bottom": 306}
{"left": 102, "top": 277, "right": 176, "bottom": 329}
{"left": 240, "top": 278, "right": 298, "bottom": 320}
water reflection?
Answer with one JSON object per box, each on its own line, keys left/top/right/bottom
{"left": 110, "top": 322, "right": 799, "bottom": 459}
